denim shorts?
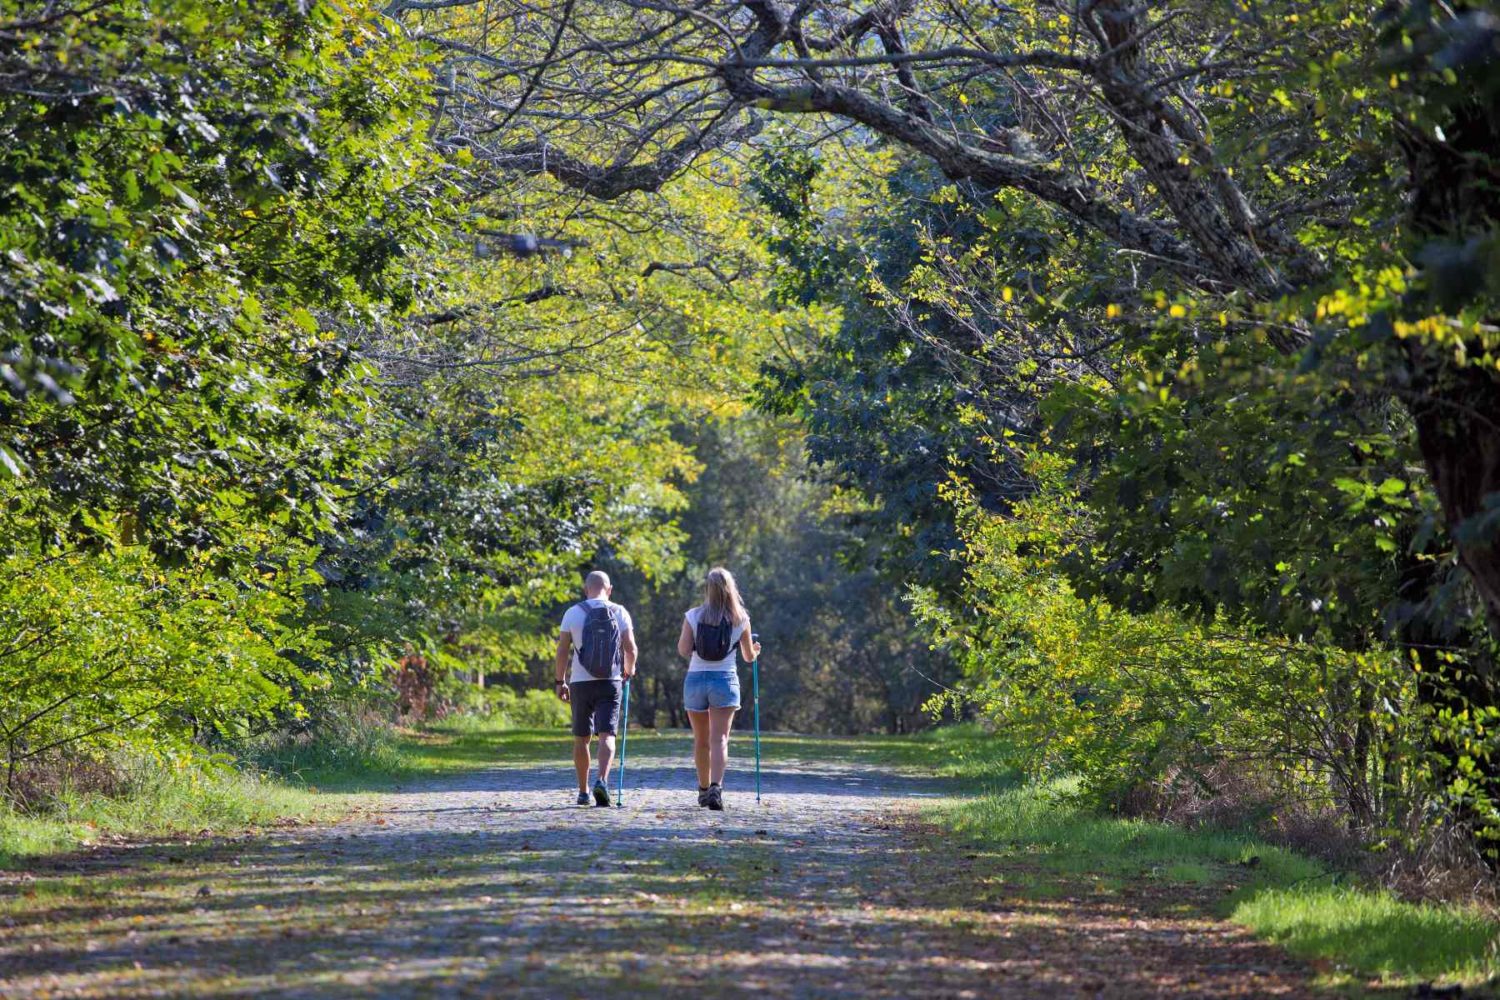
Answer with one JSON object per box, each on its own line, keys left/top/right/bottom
{"left": 683, "top": 670, "right": 740, "bottom": 711}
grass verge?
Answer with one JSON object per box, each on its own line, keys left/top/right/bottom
{"left": 0, "top": 762, "right": 328, "bottom": 868}
{"left": 932, "top": 773, "right": 1499, "bottom": 991}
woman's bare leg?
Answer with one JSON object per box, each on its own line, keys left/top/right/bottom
{"left": 708, "top": 707, "right": 737, "bottom": 786}
{"left": 687, "top": 710, "right": 710, "bottom": 788}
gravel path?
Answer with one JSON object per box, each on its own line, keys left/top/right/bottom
{"left": 0, "top": 734, "right": 1324, "bottom": 998}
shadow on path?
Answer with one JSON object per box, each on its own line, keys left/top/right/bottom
{"left": 0, "top": 742, "right": 1356, "bottom": 998}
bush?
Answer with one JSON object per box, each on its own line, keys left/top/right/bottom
{"left": 0, "top": 543, "right": 325, "bottom": 803}
{"left": 913, "top": 470, "right": 1422, "bottom": 835}
{"left": 481, "top": 687, "right": 571, "bottom": 729}
{"left": 240, "top": 698, "right": 405, "bottom": 780}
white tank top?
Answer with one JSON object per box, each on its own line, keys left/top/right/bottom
{"left": 685, "top": 605, "right": 748, "bottom": 672}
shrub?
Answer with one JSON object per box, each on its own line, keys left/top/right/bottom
{"left": 0, "top": 543, "right": 324, "bottom": 802}
{"left": 482, "top": 687, "right": 571, "bottom": 730}
{"left": 913, "top": 469, "right": 1423, "bottom": 838}
{"left": 240, "top": 697, "right": 405, "bottom": 780}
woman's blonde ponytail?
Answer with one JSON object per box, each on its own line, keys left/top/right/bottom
{"left": 703, "top": 567, "right": 748, "bottom": 626}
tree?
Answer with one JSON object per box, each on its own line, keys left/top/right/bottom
{"left": 393, "top": 0, "right": 1495, "bottom": 631}
{"left": 396, "top": 0, "right": 1500, "bottom": 838}
{"left": 602, "top": 416, "right": 952, "bottom": 734}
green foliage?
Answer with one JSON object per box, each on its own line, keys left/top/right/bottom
{"left": 0, "top": 0, "right": 445, "bottom": 552}
{"left": 911, "top": 465, "right": 1421, "bottom": 822}
{"left": 605, "top": 415, "right": 954, "bottom": 735}
{"left": 0, "top": 0, "right": 452, "bottom": 784}
{"left": 737, "top": 5, "right": 1500, "bottom": 862}
{"left": 753, "top": 144, "right": 994, "bottom": 592}
{"left": 242, "top": 697, "right": 406, "bottom": 783}
{"left": 3, "top": 0, "right": 1498, "bottom": 900}
{"left": 1045, "top": 337, "right": 1420, "bottom": 645}
{"left": 0, "top": 519, "right": 325, "bottom": 795}
{"left": 476, "top": 689, "right": 571, "bottom": 731}
{"left": 0, "top": 0, "right": 797, "bottom": 799}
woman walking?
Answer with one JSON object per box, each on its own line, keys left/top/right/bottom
{"left": 677, "top": 567, "right": 761, "bottom": 810}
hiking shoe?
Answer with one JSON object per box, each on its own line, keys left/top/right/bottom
{"left": 697, "top": 787, "right": 710, "bottom": 808}
{"left": 577, "top": 790, "right": 590, "bottom": 806}
{"left": 706, "top": 784, "right": 723, "bottom": 811}
{"left": 593, "top": 780, "right": 612, "bottom": 808}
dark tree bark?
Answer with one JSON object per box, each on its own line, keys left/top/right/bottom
{"left": 1392, "top": 9, "right": 1500, "bottom": 831}
{"left": 1399, "top": 83, "right": 1500, "bottom": 646}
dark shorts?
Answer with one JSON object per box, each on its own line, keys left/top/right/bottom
{"left": 569, "top": 679, "right": 622, "bottom": 738}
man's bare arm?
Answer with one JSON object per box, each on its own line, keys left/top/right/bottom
{"left": 621, "top": 630, "right": 638, "bottom": 680}
{"left": 554, "top": 633, "right": 572, "bottom": 700}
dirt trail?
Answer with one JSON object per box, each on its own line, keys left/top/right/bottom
{"left": 0, "top": 736, "right": 1323, "bottom": 998}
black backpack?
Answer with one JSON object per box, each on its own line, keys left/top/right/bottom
{"left": 576, "top": 602, "right": 621, "bottom": 679}
{"left": 693, "top": 610, "right": 736, "bottom": 662}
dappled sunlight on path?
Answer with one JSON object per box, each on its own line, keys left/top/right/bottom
{"left": 1, "top": 735, "right": 1331, "bottom": 998}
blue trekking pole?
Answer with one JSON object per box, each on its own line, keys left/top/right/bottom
{"left": 752, "top": 633, "right": 761, "bottom": 804}
{"left": 617, "top": 679, "right": 630, "bottom": 808}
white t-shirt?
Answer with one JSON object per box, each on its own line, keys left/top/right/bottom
{"left": 685, "top": 605, "right": 748, "bottom": 672}
{"left": 560, "top": 599, "right": 634, "bottom": 684}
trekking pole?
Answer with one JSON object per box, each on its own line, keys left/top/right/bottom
{"left": 752, "top": 633, "right": 761, "bottom": 805}
{"left": 617, "top": 678, "right": 630, "bottom": 808}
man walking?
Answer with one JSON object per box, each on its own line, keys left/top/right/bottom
{"left": 555, "top": 570, "right": 637, "bottom": 806}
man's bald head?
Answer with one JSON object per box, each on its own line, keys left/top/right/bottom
{"left": 584, "top": 570, "right": 611, "bottom": 598}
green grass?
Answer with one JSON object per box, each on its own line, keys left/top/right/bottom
{"left": 942, "top": 776, "right": 1320, "bottom": 884}
{"left": 281, "top": 720, "right": 574, "bottom": 790}
{"left": 747, "top": 723, "right": 1018, "bottom": 782}
{"left": 931, "top": 774, "right": 1499, "bottom": 989}
{"left": 1237, "top": 886, "right": 1498, "bottom": 986}
{"left": 0, "top": 762, "right": 329, "bottom": 868}
{"left": 281, "top": 717, "right": 1014, "bottom": 792}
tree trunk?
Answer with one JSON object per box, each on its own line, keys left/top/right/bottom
{"left": 1394, "top": 56, "right": 1500, "bottom": 836}
{"left": 1399, "top": 70, "right": 1500, "bottom": 643}
{"left": 1403, "top": 344, "right": 1500, "bottom": 642}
